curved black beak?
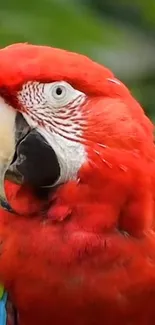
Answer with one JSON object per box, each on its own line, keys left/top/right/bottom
{"left": 0, "top": 112, "right": 60, "bottom": 212}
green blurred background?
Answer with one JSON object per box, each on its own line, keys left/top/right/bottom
{"left": 0, "top": 0, "right": 155, "bottom": 120}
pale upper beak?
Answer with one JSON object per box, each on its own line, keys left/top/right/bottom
{"left": 0, "top": 98, "right": 17, "bottom": 206}
{"left": 0, "top": 99, "right": 30, "bottom": 210}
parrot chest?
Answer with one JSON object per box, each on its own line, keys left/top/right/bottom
{"left": 0, "top": 215, "right": 155, "bottom": 325}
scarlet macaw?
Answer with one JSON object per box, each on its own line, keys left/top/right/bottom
{"left": 0, "top": 43, "right": 154, "bottom": 325}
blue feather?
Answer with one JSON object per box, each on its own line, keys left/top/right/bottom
{"left": 0, "top": 292, "right": 7, "bottom": 325}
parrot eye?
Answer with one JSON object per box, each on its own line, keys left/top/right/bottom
{"left": 46, "top": 81, "right": 79, "bottom": 108}
{"left": 51, "top": 84, "right": 67, "bottom": 100}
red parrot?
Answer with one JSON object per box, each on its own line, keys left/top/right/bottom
{"left": 0, "top": 43, "right": 154, "bottom": 325}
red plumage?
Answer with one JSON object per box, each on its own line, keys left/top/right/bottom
{"left": 0, "top": 44, "right": 154, "bottom": 325}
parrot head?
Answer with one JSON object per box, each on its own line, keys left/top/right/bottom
{"left": 0, "top": 43, "right": 153, "bottom": 227}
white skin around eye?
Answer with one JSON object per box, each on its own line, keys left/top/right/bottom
{"left": 18, "top": 80, "right": 87, "bottom": 186}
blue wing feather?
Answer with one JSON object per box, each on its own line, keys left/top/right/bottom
{"left": 0, "top": 292, "right": 7, "bottom": 325}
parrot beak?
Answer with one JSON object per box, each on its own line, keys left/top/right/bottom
{"left": 0, "top": 104, "right": 30, "bottom": 211}
{"left": 0, "top": 102, "right": 60, "bottom": 212}
{"left": 0, "top": 99, "right": 17, "bottom": 209}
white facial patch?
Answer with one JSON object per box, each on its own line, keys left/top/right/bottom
{"left": 36, "top": 126, "right": 86, "bottom": 186}
{"left": 18, "top": 81, "right": 87, "bottom": 186}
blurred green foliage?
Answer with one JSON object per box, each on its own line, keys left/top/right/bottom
{"left": 0, "top": 0, "right": 155, "bottom": 120}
